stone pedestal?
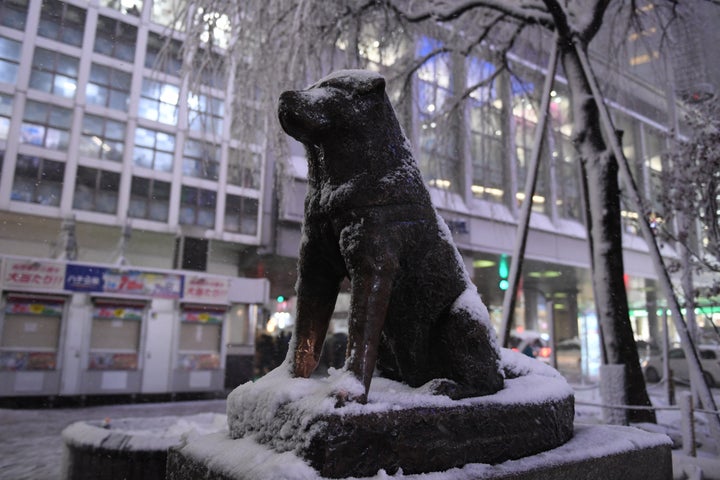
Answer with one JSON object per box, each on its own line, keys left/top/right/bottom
{"left": 166, "top": 424, "right": 673, "bottom": 480}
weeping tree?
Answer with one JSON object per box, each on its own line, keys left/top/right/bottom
{"left": 662, "top": 98, "right": 720, "bottom": 315}
{"left": 166, "top": 0, "right": 720, "bottom": 423}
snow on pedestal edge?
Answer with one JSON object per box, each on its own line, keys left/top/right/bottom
{"left": 226, "top": 348, "right": 573, "bottom": 444}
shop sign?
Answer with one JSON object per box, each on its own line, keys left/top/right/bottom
{"left": 94, "top": 306, "right": 143, "bottom": 321}
{"left": 103, "top": 270, "right": 182, "bottom": 298}
{"left": 65, "top": 264, "right": 183, "bottom": 298}
{"left": 183, "top": 276, "right": 229, "bottom": 303}
{"left": 2, "top": 259, "right": 66, "bottom": 291}
{"left": 182, "top": 310, "right": 224, "bottom": 324}
{"left": 64, "top": 264, "right": 105, "bottom": 292}
{"left": 5, "top": 301, "right": 63, "bottom": 316}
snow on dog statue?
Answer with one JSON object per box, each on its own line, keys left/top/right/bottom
{"left": 278, "top": 70, "right": 504, "bottom": 405}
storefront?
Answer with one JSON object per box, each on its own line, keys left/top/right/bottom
{"left": 0, "top": 255, "right": 269, "bottom": 398}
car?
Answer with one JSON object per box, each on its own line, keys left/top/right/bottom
{"left": 556, "top": 337, "right": 581, "bottom": 373}
{"left": 508, "top": 330, "right": 552, "bottom": 364}
{"left": 643, "top": 345, "right": 720, "bottom": 387}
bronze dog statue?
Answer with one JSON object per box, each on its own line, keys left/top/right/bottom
{"left": 278, "top": 70, "right": 504, "bottom": 404}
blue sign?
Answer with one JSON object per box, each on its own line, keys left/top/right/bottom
{"left": 64, "top": 264, "right": 106, "bottom": 292}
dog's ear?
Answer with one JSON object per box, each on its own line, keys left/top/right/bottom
{"left": 368, "top": 76, "right": 386, "bottom": 96}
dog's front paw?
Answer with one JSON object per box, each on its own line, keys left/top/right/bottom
{"left": 425, "top": 378, "right": 464, "bottom": 400}
{"left": 333, "top": 389, "right": 367, "bottom": 408}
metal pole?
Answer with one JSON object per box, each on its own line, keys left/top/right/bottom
{"left": 499, "top": 36, "right": 559, "bottom": 347}
{"left": 571, "top": 37, "right": 720, "bottom": 440}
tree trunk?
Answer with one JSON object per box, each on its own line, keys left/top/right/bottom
{"left": 560, "top": 40, "right": 656, "bottom": 423}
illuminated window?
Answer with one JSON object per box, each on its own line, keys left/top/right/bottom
{"left": 128, "top": 176, "right": 170, "bottom": 222}
{"left": 0, "top": 36, "right": 21, "bottom": 85}
{"left": 188, "top": 92, "right": 223, "bottom": 136}
{"left": 94, "top": 16, "right": 138, "bottom": 63}
{"left": 151, "top": 0, "right": 185, "bottom": 30}
{"left": 72, "top": 166, "right": 120, "bottom": 214}
{"left": 138, "top": 78, "right": 179, "bottom": 124}
{"left": 29, "top": 48, "right": 79, "bottom": 99}
{"left": 38, "top": 0, "right": 85, "bottom": 47}
{"left": 11, "top": 155, "right": 65, "bottom": 206}
{"left": 133, "top": 127, "right": 175, "bottom": 172}
{"left": 0, "top": 0, "right": 29, "bottom": 30}
{"left": 468, "top": 58, "right": 505, "bottom": 203}
{"left": 99, "top": 0, "right": 142, "bottom": 16}
{"left": 416, "top": 37, "right": 458, "bottom": 192}
{"left": 224, "top": 194, "right": 258, "bottom": 235}
{"left": 183, "top": 139, "right": 220, "bottom": 180}
{"left": 195, "top": 8, "right": 231, "bottom": 49}
{"left": 86, "top": 63, "right": 132, "bottom": 111}
{"left": 20, "top": 100, "right": 72, "bottom": 151}
{"left": 180, "top": 185, "right": 216, "bottom": 228}
{"left": 78, "top": 114, "right": 126, "bottom": 162}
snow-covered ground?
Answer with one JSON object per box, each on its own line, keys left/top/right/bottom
{"left": 0, "top": 381, "right": 718, "bottom": 480}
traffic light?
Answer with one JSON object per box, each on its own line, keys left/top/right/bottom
{"left": 276, "top": 295, "right": 285, "bottom": 303}
{"left": 498, "top": 254, "right": 509, "bottom": 291}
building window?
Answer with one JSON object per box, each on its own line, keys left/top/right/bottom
{"left": 0, "top": 36, "right": 21, "bottom": 85}
{"left": 94, "top": 16, "right": 137, "bottom": 63}
{"left": 128, "top": 176, "right": 170, "bottom": 222}
{"left": 467, "top": 58, "right": 505, "bottom": 202}
{"left": 227, "top": 148, "right": 261, "bottom": 189}
{"left": 138, "top": 78, "right": 179, "bottom": 125}
{"left": 188, "top": 92, "right": 224, "bottom": 136}
{"left": 72, "top": 165, "right": 120, "bottom": 214}
{"left": 29, "top": 47, "right": 79, "bottom": 99}
{"left": 99, "top": 0, "right": 142, "bottom": 16}
{"left": 195, "top": 9, "right": 231, "bottom": 49}
{"left": 549, "top": 89, "right": 579, "bottom": 220}
{"left": 11, "top": 155, "right": 64, "bottom": 206}
{"left": 78, "top": 114, "right": 126, "bottom": 162}
{"left": 183, "top": 139, "right": 220, "bottom": 180}
{"left": 416, "top": 37, "right": 458, "bottom": 192}
{"left": 0, "top": 93, "right": 11, "bottom": 141}
{"left": 224, "top": 194, "right": 258, "bottom": 235}
{"left": 86, "top": 63, "right": 132, "bottom": 111}
{"left": 0, "top": 0, "right": 29, "bottom": 30}
{"left": 133, "top": 127, "right": 175, "bottom": 172}
{"left": 20, "top": 100, "right": 72, "bottom": 151}
{"left": 38, "top": 0, "right": 86, "bottom": 47}
{"left": 180, "top": 186, "right": 216, "bottom": 228}
{"left": 511, "top": 71, "right": 551, "bottom": 214}
{"left": 191, "top": 50, "right": 226, "bottom": 89}
{"left": 151, "top": 0, "right": 184, "bottom": 30}
{"left": 145, "top": 32, "right": 182, "bottom": 76}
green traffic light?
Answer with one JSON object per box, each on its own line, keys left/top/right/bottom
{"left": 276, "top": 295, "right": 285, "bottom": 303}
{"left": 498, "top": 254, "right": 509, "bottom": 279}
{"left": 499, "top": 279, "right": 509, "bottom": 291}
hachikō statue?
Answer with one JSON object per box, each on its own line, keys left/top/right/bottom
{"left": 278, "top": 69, "right": 504, "bottom": 405}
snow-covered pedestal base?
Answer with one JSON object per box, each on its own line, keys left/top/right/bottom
{"left": 166, "top": 424, "right": 672, "bottom": 480}
{"left": 61, "top": 413, "right": 226, "bottom": 480}
{"left": 172, "top": 350, "right": 584, "bottom": 478}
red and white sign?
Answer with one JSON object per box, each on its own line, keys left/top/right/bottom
{"left": 1, "top": 259, "right": 66, "bottom": 291}
{"left": 183, "top": 275, "right": 229, "bottom": 304}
